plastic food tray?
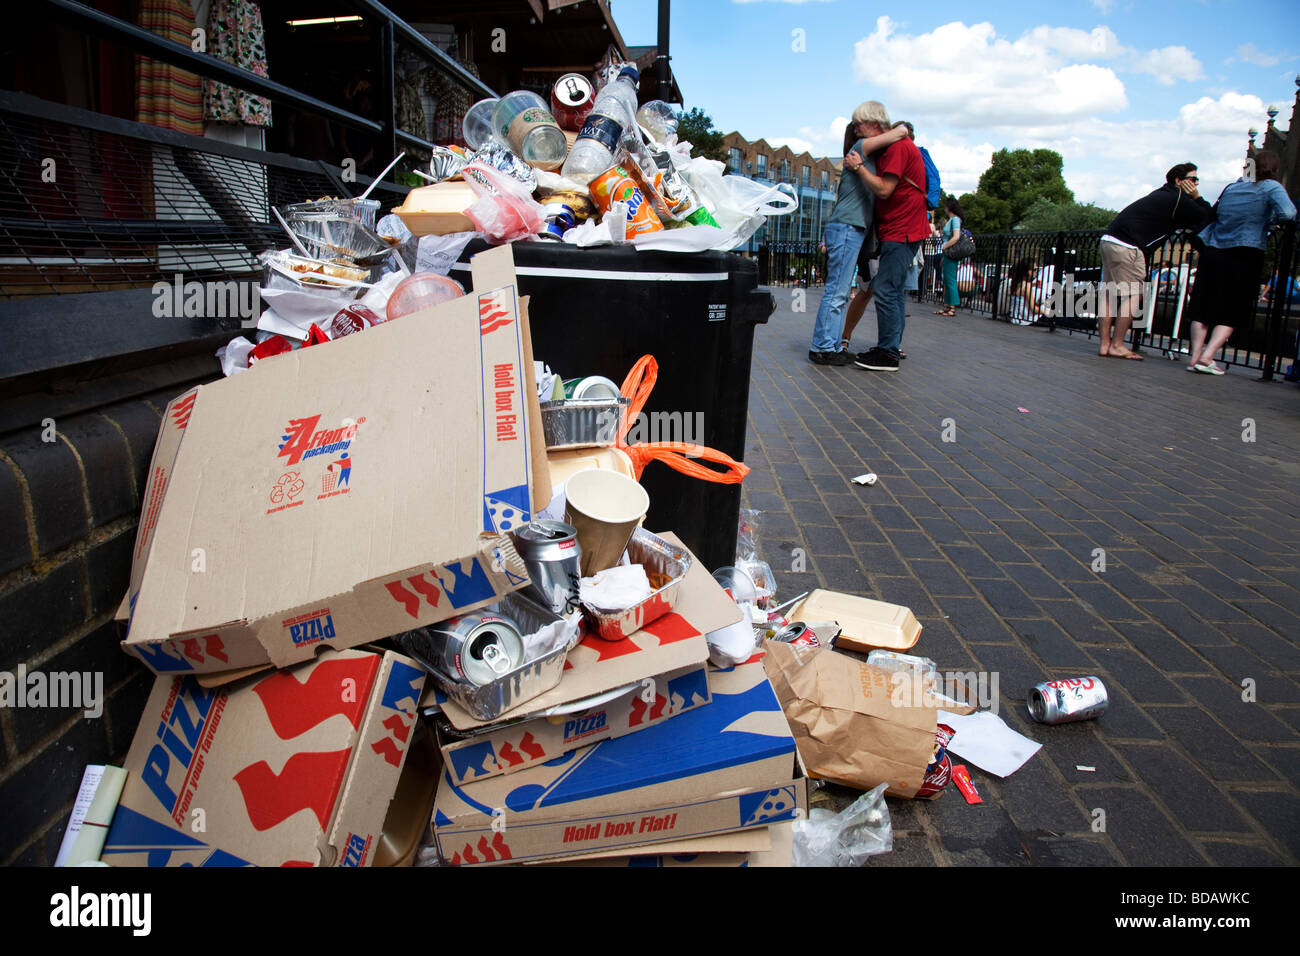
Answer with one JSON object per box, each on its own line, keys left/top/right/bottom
{"left": 581, "top": 528, "right": 692, "bottom": 642}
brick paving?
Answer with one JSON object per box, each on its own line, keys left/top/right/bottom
{"left": 743, "top": 289, "right": 1300, "bottom": 866}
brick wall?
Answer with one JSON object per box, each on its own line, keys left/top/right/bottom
{"left": 0, "top": 378, "right": 214, "bottom": 865}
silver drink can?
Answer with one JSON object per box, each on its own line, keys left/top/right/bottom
{"left": 512, "top": 520, "right": 582, "bottom": 615}
{"left": 1028, "top": 676, "right": 1108, "bottom": 724}
{"left": 425, "top": 613, "right": 525, "bottom": 687}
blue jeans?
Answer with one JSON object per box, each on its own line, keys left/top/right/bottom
{"left": 873, "top": 240, "right": 920, "bottom": 356}
{"left": 810, "top": 222, "right": 865, "bottom": 352}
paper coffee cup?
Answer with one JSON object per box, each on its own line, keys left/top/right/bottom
{"left": 564, "top": 469, "right": 650, "bottom": 576}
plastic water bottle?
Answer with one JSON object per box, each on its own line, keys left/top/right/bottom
{"left": 561, "top": 66, "right": 641, "bottom": 185}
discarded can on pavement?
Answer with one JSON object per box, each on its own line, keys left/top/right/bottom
{"left": 1028, "top": 676, "right": 1108, "bottom": 724}
{"left": 511, "top": 520, "right": 582, "bottom": 616}
{"left": 771, "top": 622, "right": 820, "bottom": 648}
{"left": 423, "top": 613, "right": 525, "bottom": 687}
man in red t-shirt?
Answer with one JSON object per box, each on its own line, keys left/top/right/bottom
{"left": 843, "top": 107, "right": 932, "bottom": 371}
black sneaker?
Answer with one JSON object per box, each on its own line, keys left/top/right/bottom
{"left": 854, "top": 348, "right": 900, "bottom": 371}
{"left": 809, "top": 349, "right": 855, "bottom": 366}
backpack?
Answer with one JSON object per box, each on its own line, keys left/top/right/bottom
{"left": 918, "top": 146, "right": 941, "bottom": 210}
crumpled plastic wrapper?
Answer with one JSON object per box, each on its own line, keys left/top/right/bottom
{"left": 467, "top": 141, "right": 537, "bottom": 193}
{"left": 579, "top": 564, "right": 653, "bottom": 614}
{"left": 793, "top": 782, "right": 893, "bottom": 867}
{"left": 462, "top": 161, "right": 546, "bottom": 243}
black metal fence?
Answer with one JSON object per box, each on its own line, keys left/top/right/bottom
{"left": 758, "top": 225, "right": 1300, "bottom": 381}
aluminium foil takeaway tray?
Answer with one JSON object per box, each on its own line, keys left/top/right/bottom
{"left": 540, "top": 397, "right": 630, "bottom": 450}
{"left": 582, "top": 528, "right": 692, "bottom": 642}
{"left": 395, "top": 591, "right": 580, "bottom": 722}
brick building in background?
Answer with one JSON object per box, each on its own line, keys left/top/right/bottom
{"left": 722, "top": 132, "right": 843, "bottom": 251}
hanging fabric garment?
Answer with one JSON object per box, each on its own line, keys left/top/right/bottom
{"left": 136, "top": 0, "right": 204, "bottom": 135}
{"left": 203, "top": 0, "right": 273, "bottom": 127}
{"left": 426, "top": 59, "right": 479, "bottom": 146}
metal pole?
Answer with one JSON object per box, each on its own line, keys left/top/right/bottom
{"left": 379, "top": 20, "right": 398, "bottom": 167}
{"left": 656, "top": 0, "right": 672, "bottom": 96}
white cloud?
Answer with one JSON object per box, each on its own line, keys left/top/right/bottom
{"left": 1229, "top": 44, "right": 1284, "bottom": 68}
{"left": 851, "top": 18, "right": 1128, "bottom": 128}
{"left": 1023, "top": 25, "right": 1125, "bottom": 60}
{"left": 1131, "top": 46, "right": 1204, "bottom": 85}
{"left": 767, "top": 136, "right": 817, "bottom": 154}
{"left": 1091, "top": 0, "right": 1115, "bottom": 13}
{"left": 920, "top": 138, "right": 999, "bottom": 196}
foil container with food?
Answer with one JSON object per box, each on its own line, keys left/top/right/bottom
{"left": 581, "top": 528, "right": 692, "bottom": 642}
{"left": 394, "top": 591, "right": 580, "bottom": 722}
{"left": 281, "top": 201, "right": 392, "bottom": 264}
{"left": 540, "top": 397, "right": 630, "bottom": 450}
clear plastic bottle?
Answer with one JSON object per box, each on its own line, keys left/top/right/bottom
{"left": 560, "top": 66, "right": 641, "bottom": 185}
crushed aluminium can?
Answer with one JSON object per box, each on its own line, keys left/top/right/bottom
{"left": 1028, "top": 676, "right": 1108, "bottom": 724}
{"left": 511, "top": 520, "right": 582, "bottom": 615}
{"left": 423, "top": 613, "right": 525, "bottom": 687}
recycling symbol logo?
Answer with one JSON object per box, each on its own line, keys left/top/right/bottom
{"left": 270, "top": 471, "right": 306, "bottom": 504}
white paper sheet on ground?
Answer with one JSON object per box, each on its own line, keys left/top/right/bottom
{"left": 939, "top": 709, "right": 1041, "bottom": 777}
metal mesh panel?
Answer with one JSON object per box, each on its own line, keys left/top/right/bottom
{"left": 0, "top": 108, "right": 359, "bottom": 298}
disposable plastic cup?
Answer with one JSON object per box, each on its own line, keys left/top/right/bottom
{"left": 492, "top": 91, "right": 567, "bottom": 169}
{"left": 385, "top": 272, "right": 466, "bottom": 321}
{"left": 564, "top": 469, "right": 649, "bottom": 576}
{"left": 463, "top": 98, "right": 499, "bottom": 149}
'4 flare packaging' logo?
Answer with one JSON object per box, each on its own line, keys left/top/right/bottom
{"left": 277, "top": 414, "right": 364, "bottom": 466}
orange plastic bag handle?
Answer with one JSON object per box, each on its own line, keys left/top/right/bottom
{"left": 615, "top": 355, "right": 751, "bottom": 485}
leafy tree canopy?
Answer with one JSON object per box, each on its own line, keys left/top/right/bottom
{"left": 976, "top": 148, "right": 1074, "bottom": 225}
{"left": 1016, "top": 198, "right": 1118, "bottom": 232}
{"left": 959, "top": 191, "right": 1014, "bottom": 234}
{"left": 675, "top": 107, "right": 728, "bottom": 163}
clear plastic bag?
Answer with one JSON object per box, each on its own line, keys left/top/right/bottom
{"left": 792, "top": 782, "right": 893, "bottom": 867}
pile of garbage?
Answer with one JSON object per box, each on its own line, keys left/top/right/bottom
{"left": 214, "top": 61, "right": 796, "bottom": 378}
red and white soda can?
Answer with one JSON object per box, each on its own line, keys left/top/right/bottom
{"left": 1028, "top": 676, "right": 1108, "bottom": 724}
{"left": 551, "top": 73, "right": 595, "bottom": 132}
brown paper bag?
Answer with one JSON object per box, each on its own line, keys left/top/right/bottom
{"left": 762, "top": 640, "right": 937, "bottom": 798}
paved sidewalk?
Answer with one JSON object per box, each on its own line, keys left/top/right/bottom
{"left": 743, "top": 289, "right": 1300, "bottom": 866}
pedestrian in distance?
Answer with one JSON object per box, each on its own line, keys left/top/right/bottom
{"left": 1097, "top": 163, "right": 1213, "bottom": 361}
{"left": 843, "top": 102, "right": 933, "bottom": 372}
{"left": 935, "top": 197, "right": 965, "bottom": 317}
{"left": 807, "top": 111, "right": 909, "bottom": 366}
{"left": 1184, "top": 150, "right": 1296, "bottom": 374}
{"left": 998, "top": 258, "right": 1050, "bottom": 325}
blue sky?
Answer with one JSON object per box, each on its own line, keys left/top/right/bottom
{"left": 608, "top": 0, "right": 1300, "bottom": 208}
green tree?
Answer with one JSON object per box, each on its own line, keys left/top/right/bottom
{"left": 675, "top": 107, "right": 728, "bottom": 163}
{"left": 959, "top": 191, "right": 1014, "bottom": 234}
{"left": 976, "top": 148, "right": 1074, "bottom": 225}
{"left": 1016, "top": 198, "right": 1118, "bottom": 232}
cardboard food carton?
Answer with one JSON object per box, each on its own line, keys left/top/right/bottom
{"left": 118, "top": 247, "right": 550, "bottom": 675}
{"left": 437, "top": 661, "right": 711, "bottom": 786}
{"left": 100, "top": 648, "right": 426, "bottom": 867}
{"left": 423, "top": 533, "right": 735, "bottom": 730}
{"left": 787, "top": 589, "right": 921, "bottom": 654}
{"left": 432, "top": 660, "right": 807, "bottom": 866}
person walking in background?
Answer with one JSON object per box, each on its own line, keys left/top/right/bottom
{"left": 935, "top": 197, "right": 965, "bottom": 317}
{"left": 1097, "top": 163, "right": 1213, "bottom": 361}
{"left": 1184, "top": 150, "right": 1296, "bottom": 374}
{"left": 807, "top": 111, "right": 908, "bottom": 365}
{"left": 843, "top": 102, "right": 932, "bottom": 372}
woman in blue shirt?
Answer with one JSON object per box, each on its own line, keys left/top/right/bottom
{"left": 936, "top": 198, "right": 964, "bottom": 316}
{"left": 1185, "top": 150, "right": 1297, "bottom": 374}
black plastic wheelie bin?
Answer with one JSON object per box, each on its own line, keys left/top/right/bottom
{"left": 454, "top": 240, "right": 775, "bottom": 571}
